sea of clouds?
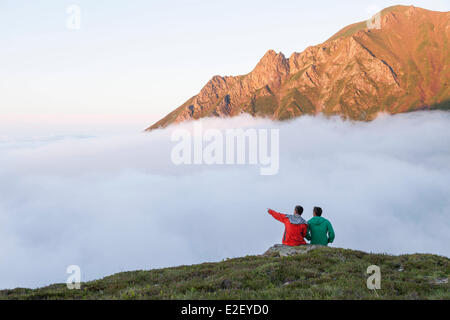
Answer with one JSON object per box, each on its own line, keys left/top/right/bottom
{"left": 0, "top": 111, "right": 449, "bottom": 289}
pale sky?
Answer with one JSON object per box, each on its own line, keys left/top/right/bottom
{"left": 1, "top": 0, "right": 448, "bottom": 122}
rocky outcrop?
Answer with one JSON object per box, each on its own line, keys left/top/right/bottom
{"left": 146, "top": 5, "right": 450, "bottom": 131}
{"left": 263, "top": 244, "right": 322, "bottom": 257}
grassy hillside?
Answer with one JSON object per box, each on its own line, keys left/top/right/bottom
{"left": 1, "top": 247, "right": 448, "bottom": 300}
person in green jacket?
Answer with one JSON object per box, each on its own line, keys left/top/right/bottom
{"left": 306, "top": 207, "right": 335, "bottom": 246}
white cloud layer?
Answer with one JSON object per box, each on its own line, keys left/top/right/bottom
{"left": 0, "top": 111, "right": 449, "bottom": 289}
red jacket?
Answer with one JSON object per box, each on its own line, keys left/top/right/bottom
{"left": 268, "top": 209, "right": 308, "bottom": 246}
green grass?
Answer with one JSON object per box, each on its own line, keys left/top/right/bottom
{"left": 277, "top": 89, "right": 316, "bottom": 120}
{"left": 246, "top": 88, "right": 279, "bottom": 117}
{"left": 288, "top": 65, "right": 311, "bottom": 83}
{"left": 430, "top": 99, "right": 450, "bottom": 111}
{"left": 1, "top": 247, "right": 448, "bottom": 300}
{"left": 323, "top": 79, "right": 347, "bottom": 115}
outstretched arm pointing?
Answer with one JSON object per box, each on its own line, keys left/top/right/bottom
{"left": 267, "top": 209, "right": 287, "bottom": 223}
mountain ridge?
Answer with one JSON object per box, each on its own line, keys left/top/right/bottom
{"left": 146, "top": 5, "right": 449, "bottom": 131}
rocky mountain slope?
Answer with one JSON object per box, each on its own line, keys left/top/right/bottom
{"left": 146, "top": 5, "right": 449, "bottom": 131}
{"left": 2, "top": 246, "right": 448, "bottom": 299}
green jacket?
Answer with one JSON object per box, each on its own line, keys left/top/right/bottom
{"left": 306, "top": 216, "right": 335, "bottom": 246}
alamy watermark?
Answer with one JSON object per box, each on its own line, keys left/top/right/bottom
{"left": 66, "top": 5, "right": 81, "bottom": 30}
{"left": 366, "top": 8, "right": 381, "bottom": 30}
{"left": 170, "top": 122, "right": 280, "bottom": 175}
{"left": 367, "top": 265, "right": 381, "bottom": 290}
{"left": 66, "top": 265, "right": 81, "bottom": 289}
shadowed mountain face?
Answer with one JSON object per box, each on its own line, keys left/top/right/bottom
{"left": 146, "top": 5, "right": 450, "bottom": 130}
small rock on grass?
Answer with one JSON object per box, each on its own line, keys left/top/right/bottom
{"left": 263, "top": 244, "right": 322, "bottom": 257}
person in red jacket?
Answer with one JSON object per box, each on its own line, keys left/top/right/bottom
{"left": 268, "top": 206, "right": 308, "bottom": 246}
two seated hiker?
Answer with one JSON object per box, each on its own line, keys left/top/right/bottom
{"left": 268, "top": 206, "right": 335, "bottom": 247}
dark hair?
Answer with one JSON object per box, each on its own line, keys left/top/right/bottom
{"left": 295, "top": 205, "right": 303, "bottom": 215}
{"left": 313, "top": 207, "right": 323, "bottom": 216}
